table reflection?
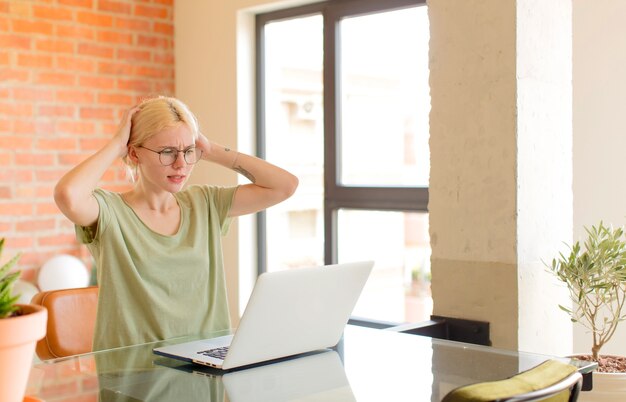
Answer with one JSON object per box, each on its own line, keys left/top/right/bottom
{"left": 26, "top": 325, "right": 596, "bottom": 402}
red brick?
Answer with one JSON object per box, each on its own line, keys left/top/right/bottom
{"left": 57, "top": 120, "right": 95, "bottom": 135}
{"left": 0, "top": 52, "right": 9, "bottom": 65}
{"left": 56, "top": 25, "right": 95, "bottom": 41}
{"left": 2, "top": 236, "right": 34, "bottom": 249}
{"left": 98, "top": 30, "right": 132, "bottom": 45}
{"left": 35, "top": 38, "right": 74, "bottom": 53}
{"left": 36, "top": 186, "right": 54, "bottom": 198}
{"left": 37, "top": 202, "right": 61, "bottom": 215}
{"left": 77, "top": 11, "right": 113, "bottom": 27}
{"left": 38, "top": 138, "right": 77, "bottom": 151}
{"left": 97, "top": 93, "right": 133, "bottom": 105}
{"left": 56, "top": 89, "right": 94, "bottom": 103}
{"left": 12, "top": 121, "right": 36, "bottom": 134}
{"left": 98, "top": 61, "right": 133, "bottom": 75}
{"left": 0, "top": 186, "right": 10, "bottom": 198}
{"left": 0, "top": 34, "right": 31, "bottom": 49}
{"left": 58, "top": 152, "right": 87, "bottom": 165}
{"left": 114, "top": 17, "right": 150, "bottom": 31}
{"left": 153, "top": 22, "right": 173, "bottom": 35}
{"left": 35, "top": 72, "right": 76, "bottom": 86}
{"left": 135, "top": 65, "right": 171, "bottom": 79}
{"left": 137, "top": 35, "right": 170, "bottom": 49}
{"left": 154, "top": 0, "right": 174, "bottom": 6}
{"left": 12, "top": 19, "right": 54, "bottom": 35}
{"left": 0, "top": 69, "right": 30, "bottom": 82}
{"left": 117, "top": 78, "right": 152, "bottom": 92}
{"left": 79, "top": 75, "right": 115, "bottom": 89}
{"left": 0, "top": 203, "right": 33, "bottom": 215}
{"left": 38, "top": 104, "right": 75, "bottom": 117}
{"left": 57, "top": 56, "right": 96, "bottom": 73}
{"left": 134, "top": 4, "right": 168, "bottom": 19}
{"left": 36, "top": 169, "right": 68, "bottom": 182}
{"left": 77, "top": 43, "right": 114, "bottom": 58}
{"left": 0, "top": 102, "right": 33, "bottom": 117}
{"left": 154, "top": 80, "right": 174, "bottom": 95}
{"left": 0, "top": 2, "right": 9, "bottom": 13}
{"left": 33, "top": 5, "right": 74, "bottom": 21}
{"left": 58, "top": 0, "right": 93, "bottom": 8}
{"left": 0, "top": 135, "right": 33, "bottom": 149}
{"left": 80, "top": 138, "right": 109, "bottom": 150}
{"left": 12, "top": 86, "right": 54, "bottom": 101}
{"left": 16, "top": 219, "right": 56, "bottom": 232}
{"left": 154, "top": 53, "right": 174, "bottom": 64}
{"left": 9, "top": 2, "right": 31, "bottom": 18}
{"left": 0, "top": 152, "right": 11, "bottom": 165}
{"left": 14, "top": 185, "right": 35, "bottom": 198}
{"left": 17, "top": 53, "right": 54, "bottom": 68}
{"left": 117, "top": 48, "right": 151, "bottom": 62}
{"left": 98, "top": 0, "right": 131, "bottom": 14}
{"left": 80, "top": 107, "right": 113, "bottom": 120}
{"left": 15, "top": 153, "right": 55, "bottom": 166}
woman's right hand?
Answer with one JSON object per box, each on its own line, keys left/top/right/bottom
{"left": 113, "top": 106, "right": 140, "bottom": 158}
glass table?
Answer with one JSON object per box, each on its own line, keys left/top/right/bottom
{"left": 26, "top": 325, "right": 596, "bottom": 401}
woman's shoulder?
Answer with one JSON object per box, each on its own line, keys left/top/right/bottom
{"left": 92, "top": 188, "right": 124, "bottom": 204}
{"left": 182, "top": 184, "right": 238, "bottom": 200}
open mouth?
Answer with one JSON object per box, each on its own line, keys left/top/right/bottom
{"left": 167, "top": 175, "right": 186, "bottom": 183}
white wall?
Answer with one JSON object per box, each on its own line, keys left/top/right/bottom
{"left": 175, "top": 0, "right": 324, "bottom": 324}
{"left": 573, "top": 0, "right": 626, "bottom": 356}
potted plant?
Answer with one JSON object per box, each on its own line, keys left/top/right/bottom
{"left": 548, "top": 222, "right": 626, "bottom": 401}
{"left": 0, "top": 238, "right": 47, "bottom": 402}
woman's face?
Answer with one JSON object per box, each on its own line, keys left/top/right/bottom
{"left": 134, "top": 123, "right": 197, "bottom": 194}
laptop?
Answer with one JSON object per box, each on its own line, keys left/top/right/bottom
{"left": 153, "top": 261, "right": 373, "bottom": 370}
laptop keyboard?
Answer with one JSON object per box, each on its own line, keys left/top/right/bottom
{"left": 197, "top": 346, "right": 229, "bottom": 360}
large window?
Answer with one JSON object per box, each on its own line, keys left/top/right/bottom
{"left": 257, "top": 0, "right": 430, "bottom": 325}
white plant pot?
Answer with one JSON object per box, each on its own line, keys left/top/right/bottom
{"left": 579, "top": 371, "right": 626, "bottom": 402}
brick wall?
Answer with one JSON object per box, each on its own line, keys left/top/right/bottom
{"left": 0, "top": 0, "right": 175, "bottom": 283}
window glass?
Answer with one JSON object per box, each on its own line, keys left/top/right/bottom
{"left": 338, "top": 209, "right": 432, "bottom": 323}
{"left": 263, "top": 15, "right": 325, "bottom": 271}
{"left": 339, "top": 7, "right": 430, "bottom": 187}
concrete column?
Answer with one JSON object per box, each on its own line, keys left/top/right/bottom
{"left": 428, "top": 0, "right": 572, "bottom": 354}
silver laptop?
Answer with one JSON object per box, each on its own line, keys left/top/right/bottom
{"left": 153, "top": 261, "right": 373, "bottom": 370}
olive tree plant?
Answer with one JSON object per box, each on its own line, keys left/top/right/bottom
{"left": 0, "top": 238, "right": 21, "bottom": 319}
{"left": 549, "top": 222, "right": 626, "bottom": 361}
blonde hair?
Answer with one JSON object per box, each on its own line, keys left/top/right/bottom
{"left": 123, "top": 96, "right": 199, "bottom": 177}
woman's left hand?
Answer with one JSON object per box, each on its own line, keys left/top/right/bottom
{"left": 195, "top": 132, "right": 212, "bottom": 160}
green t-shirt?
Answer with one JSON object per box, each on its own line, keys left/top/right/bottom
{"left": 76, "top": 185, "right": 238, "bottom": 351}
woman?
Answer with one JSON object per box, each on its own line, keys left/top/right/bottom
{"left": 54, "top": 96, "right": 298, "bottom": 350}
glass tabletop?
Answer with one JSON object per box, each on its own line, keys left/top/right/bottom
{"left": 26, "top": 325, "right": 596, "bottom": 402}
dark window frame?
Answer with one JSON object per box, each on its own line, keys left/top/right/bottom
{"left": 256, "top": 0, "right": 428, "bottom": 274}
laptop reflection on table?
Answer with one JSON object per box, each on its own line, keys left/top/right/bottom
{"left": 220, "top": 350, "right": 355, "bottom": 402}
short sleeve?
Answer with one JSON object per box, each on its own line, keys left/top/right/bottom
{"left": 195, "top": 185, "right": 238, "bottom": 236}
{"left": 74, "top": 189, "right": 111, "bottom": 244}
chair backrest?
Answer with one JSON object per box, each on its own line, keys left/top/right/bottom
{"left": 442, "top": 359, "right": 582, "bottom": 402}
{"left": 31, "top": 286, "right": 98, "bottom": 360}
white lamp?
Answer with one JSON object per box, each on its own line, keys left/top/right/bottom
{"left": 13, "top": 280, "right": 39, "bottom": 304}
{"left": 38, "top": 255, "right": 89, "bottom": 291}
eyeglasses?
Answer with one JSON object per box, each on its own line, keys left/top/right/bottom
{"left": 138, "top": 145, "right": 203, "bottom": 166}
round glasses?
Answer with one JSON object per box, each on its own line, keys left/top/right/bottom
{"left": 138, "top": 145, "right": 203, "bottom": 166}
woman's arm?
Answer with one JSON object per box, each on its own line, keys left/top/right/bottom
{"left": 196, "top": 133, "right": 299, "bottom": 217}
{"left": 54, "top": 107, "right": 138, "bottom": 227}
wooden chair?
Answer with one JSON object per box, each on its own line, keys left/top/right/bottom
{"left": 30, "top": 286, "right": 98, "bottom": 360}
{"left": 442, "top": 359, "right": 582, "bottom": 402}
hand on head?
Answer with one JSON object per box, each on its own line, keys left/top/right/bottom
{"left": 195, "top": 132, "right": 212, "bottom": 159}
{"left": 114, "top": 106, "right": 141, "bottom": 158}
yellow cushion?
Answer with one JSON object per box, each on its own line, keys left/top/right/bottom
{"left": 442, "top": 359, "right": 577, "bottom": 402}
